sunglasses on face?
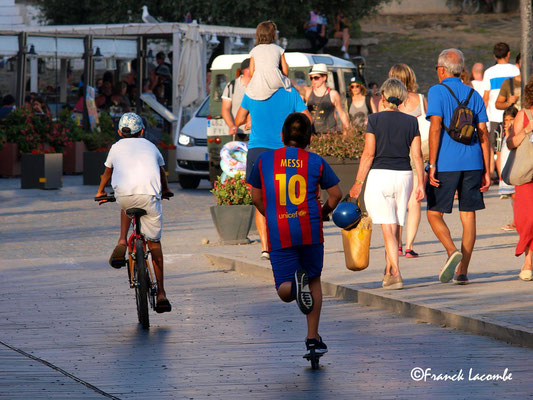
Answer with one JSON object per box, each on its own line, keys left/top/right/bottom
{"left": 311, "top": 75, "right": 324, "bottom": 81}
{"left": 350, "top": 84, "right": 361, "bottom": 89}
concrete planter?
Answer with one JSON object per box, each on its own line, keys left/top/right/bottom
{"left": 321, "top": 157, "right": 367, "bottom": 213}
{"left": 63, "top": 141, "right": 87, "bottom": 174}
{"left": 160, "top": 147, "right": 179, "bottom": 183}
{"left": 210, "top": 204, "right": 254, "bottom": 245}
{"left": 83, "top": 151, "right": 109, "bottom": 186}
{"left": 0, "top": 143, "right": 21, "bottom": 176}
{"left": 20, "top": 153, "right": 63, "bottom": 189}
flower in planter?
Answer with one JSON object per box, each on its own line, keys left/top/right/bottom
{"left": 210, "top": 173, "right": 252, "bottom": 206}
{"left": 308, "top": 128, "right": 365, "bottom": 160}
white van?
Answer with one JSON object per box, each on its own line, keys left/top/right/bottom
{"left": 175, "top": 52, "right": 363, "bottom": 189}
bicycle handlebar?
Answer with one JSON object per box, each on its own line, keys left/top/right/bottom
{"left": 94, "top": 195, "right": 116, "bottom": 204}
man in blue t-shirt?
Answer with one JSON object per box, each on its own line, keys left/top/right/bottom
{"left": 235, "top": 87, "right": 311, "bottom": 260}
{"left": 426, "top": 48, "right": 490, "bottom": 286}
{"left": 248, "top": 112, "right": 341, "bottom": 356}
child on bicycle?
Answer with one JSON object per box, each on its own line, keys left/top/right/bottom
{"left": 95, "top": 112, "right": 173, "bottom": 313}
{"left": 248, "top": 112, "right": 342, "bottom": 355}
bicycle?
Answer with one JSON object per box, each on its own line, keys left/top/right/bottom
{"left": 95, "top": 193, "right": 172, "bottom": 329}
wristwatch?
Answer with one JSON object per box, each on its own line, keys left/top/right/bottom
{"left": 429, "top": 164, "right": 436, "bottom": 168}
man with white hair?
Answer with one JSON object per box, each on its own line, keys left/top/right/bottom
{"left": 426, "top": 48, "right": 491, "bottom": 286}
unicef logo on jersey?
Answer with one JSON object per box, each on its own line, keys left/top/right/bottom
{"left": 279, "top": 210, "right": 307, "bottom": 219}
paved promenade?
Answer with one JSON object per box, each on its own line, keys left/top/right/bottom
{"left": 0, "top": 176, "right": 532, "bottom": 399}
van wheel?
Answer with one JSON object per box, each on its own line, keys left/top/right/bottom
{"left": 178, "top": 175, "right": 201, "bottom": 189}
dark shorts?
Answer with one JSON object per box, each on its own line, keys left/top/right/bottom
{"left": 426, "top": 170, "right": 485, "bottom": 213}
{"left": 269, "top": 243, "right": 324, "bottom": 290}
{"left": 245, "top": 147, "right": 271, "bottom": 183}
{"left": 489, "top": 121, "right": 500, "bottom": 152}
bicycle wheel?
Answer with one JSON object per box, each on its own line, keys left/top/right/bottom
{"left": 134, "top": 239, "right": 150, "bottom": 329}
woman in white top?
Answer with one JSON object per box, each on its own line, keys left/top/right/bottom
{"left": 246, "top": 20, "right": 292, "bottom": 101}
{"left": 388, "top": 64, "right": 428, "bottom": 258}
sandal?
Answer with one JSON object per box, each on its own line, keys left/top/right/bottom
{"left": 398, "top": 246, "right": 403, "bottom": 256}
{"left": 155, "top": 299, "right": 172, "bottom": 313}
{"left": 501, "top": 224, "right": 516, "bottom": 231}
{"left": 109, "top": 244, "right": 127, "bottom": 268}
{"left": 404, "top": 249, "right": 419, "bottom": 258}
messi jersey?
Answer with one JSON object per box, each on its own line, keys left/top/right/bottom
{"left": 248, "top": 147, "right": 339, "bottom": 252}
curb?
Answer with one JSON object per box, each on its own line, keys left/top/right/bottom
{"left": 204, "top": 253, "right": 533, "bottom": 349}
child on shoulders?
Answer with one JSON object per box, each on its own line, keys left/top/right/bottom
{"left": 246, "top": 20, "right": 292, "bottom": 101}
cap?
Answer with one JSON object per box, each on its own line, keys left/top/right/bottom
{"left": 156, "top": 64, "right": 171, "bottom": 77}
{"left": 350, "top": 77, "right": 365, "bottom": 85}
{"left": 240, "top": 58, "right": 251, "bottom": 70}
{"left": 118, "top": 112, "right": 144, "bottom": 135}
{"left": 309, "top": 63, "right": 328, "bottom": 76}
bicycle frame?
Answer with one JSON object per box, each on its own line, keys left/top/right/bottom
{"left": 127, "top": 215, "right": 158, "bottom": 309}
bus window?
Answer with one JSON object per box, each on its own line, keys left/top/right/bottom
{"left": 292, "top": 70, "right": 307, "bottom": 86}
{"left": 212, "top": 74, "right": 228, "bottom": 102}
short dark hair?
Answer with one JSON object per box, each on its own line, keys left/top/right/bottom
{"left": 156, "top": 51, "right": 165, "bottom": 60}
{"left": 493, "top": 42, "right": 510, "bottom": 59}
{"left": 503, "top": 105, "right": 518, "bottom": 119}
{"left": 255, "top": 20, "right": 277, "bottom": 45}
{"left": 2, "top": 94, "right": 15, "bottom": 106}
{"left": 282, "top": 113, "right": 311, "bottom": 148}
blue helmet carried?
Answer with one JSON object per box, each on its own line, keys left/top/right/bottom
{"left": 332, "top": 201, "right": 362, "bottom": 230}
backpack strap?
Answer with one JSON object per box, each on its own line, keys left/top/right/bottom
{"left": 463, "top": 88, "right": 475, "bottom": 106}
{"left": 365, "top": 94, "right": 373, "bottom": 115}
{"left": 228, "top": 79, "right": 236, "bottom": 97}
{"left": 440, "top": 83, "right": 461, "bottom": 105}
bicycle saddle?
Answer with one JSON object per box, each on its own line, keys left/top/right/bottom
{"left": 125, "top": 208, "right": 147, "bottom": 218}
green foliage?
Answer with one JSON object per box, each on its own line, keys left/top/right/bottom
{"left": 57, "top": 109, "right": 84, "bottom": 142}
{"left": 35, "top": 0, "right": 389, "bottom": 38}
{"left": 0, "top": 106, "right": 71, "bottom": 154}
{"left": 210, "top": 173, "right": 252, "bottom": 206}
{"left": 308, "top": 129, "right": 365, "bottom": 160}
{"left": 82, "top": 112, "right": 117, "bottom": 151}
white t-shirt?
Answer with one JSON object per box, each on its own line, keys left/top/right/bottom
{"left": 104, "top": 138, "right": 165, "bottom": 197}
{"left": 221, "top": 76, "right": 247, "bottom": 118}
{"left": 482, "top": 63, "right": 520, "bottom": 122}
{"left": 471, "top": 79, "right": 484, "bottom": 98}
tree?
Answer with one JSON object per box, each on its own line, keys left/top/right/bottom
{"left": 35, "top": 0, "right": 389, "bottom": 38}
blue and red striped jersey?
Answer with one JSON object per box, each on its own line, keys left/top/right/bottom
{"left": 248, "top": 147, "right": 340, "bottom": 252}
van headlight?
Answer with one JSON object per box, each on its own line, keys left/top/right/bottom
{"left": 178, "top": 133, "right": 194, "bottom": 147}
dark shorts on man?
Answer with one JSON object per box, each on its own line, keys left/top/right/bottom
{"left": 245, "top": 147, "right": 271, "bottom": 183}
{"left": 489, "top": 121, "right": 500, "bottom": 152}
{"left": 426, "top": 170, "right": 485, "bottom": 213}
{"left": 269, "top": 243, "right": 324, "bottom": 289}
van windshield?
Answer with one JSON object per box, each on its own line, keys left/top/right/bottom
{"left": 196, "top": 97, "right": 210, "bottom": 118}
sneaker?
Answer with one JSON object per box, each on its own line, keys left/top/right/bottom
{"left": 383, "top": 274, "right": 403, "bottom": 290}
{"left": 343, "top": 52, "right": 350, "bottom": 60}
{"left": 340, "top": 45, "right": 346, "bottom": 52}
{"left": 519, "top": 270, "right": 533, "bottom": 281}
{"left": 439, "top": 250, "right": 462, "bottom": 283}
{"left": 306, "top": 336, "right": 328, "bottom": 355}
{"left": 295, "top": 269, "right": 314, "bottom": 314}
{"left": 260, "top": 251, "right": 270, "bottom": 260}
{"left": 453, "top": 274, "right": 469, "bottom": 285}
{"left": 404, "top": 249, "right": 419, "bottom": 258}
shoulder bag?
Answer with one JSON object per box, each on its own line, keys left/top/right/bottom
{"left": 501, "top": 109, "right": 533, "bottom": 186}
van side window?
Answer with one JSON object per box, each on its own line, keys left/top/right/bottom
{"left": 293, "top": 71, "right": 307, "bottom": 86}
{"left": 213, "top": 74, "right": 228, "bottom": 101}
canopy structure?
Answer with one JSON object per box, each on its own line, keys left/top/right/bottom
{"left": 0, "top": 21, "right": 255, "bottom": 137}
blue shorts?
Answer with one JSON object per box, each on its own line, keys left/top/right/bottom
{"left": 426, "top": 170, "right": 485, "bottom": 213}
{"left": 269, "top": 243, "right": 324, "bottom": 289}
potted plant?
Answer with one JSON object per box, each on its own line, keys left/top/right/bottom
{"left": 82, "top": 112, "right": 117, "bottom": 185}
{"left": 20, "top": 146, "right": 63, "bottom": 189}
{"left": 308, "top": 129, "right": 366, "bottom": 209}
{"left": 210, "top": 173, "right": 254, "bottom": 245}
{"left": 0, "top": 133, "right": 20, "bottom": 176}
{"left": 59, "top": 109, "right": 87, "bottom": 174}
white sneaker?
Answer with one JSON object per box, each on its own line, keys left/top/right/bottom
{"left": 295, "top": 269, "right": 313, "bottom": 314}
{"left": 341, "top": 45, "right": 346, "bottom": 52}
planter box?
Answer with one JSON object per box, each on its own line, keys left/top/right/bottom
{"left": 321, "top": 157, "right": 367, "bottom": 213}
{"left": 20, "top": 153, "right": 63, "bottom": 189}
{"left": 63, "top": 141, "right": 87, "bottom": 174}
{"left": 160, "top": 147, "right": 179, "bottom": 183}
{"left": 210, "top": 204, "right": 254, "bottom": 245}
{"left": 0, "top": 143, "right": 21, "bottom": 176}
{"left": 83, "top": 151, "right": 109, "bottom": 186}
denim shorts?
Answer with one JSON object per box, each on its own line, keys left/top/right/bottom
{"left": 269, "top": 243, "right": 324, "bottom": 289}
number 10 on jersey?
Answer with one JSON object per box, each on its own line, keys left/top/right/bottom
{"left": 275, "top": 174, "right": 307, "bottom": 206}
